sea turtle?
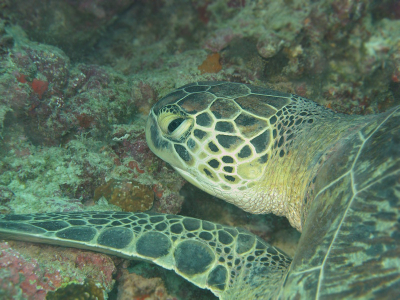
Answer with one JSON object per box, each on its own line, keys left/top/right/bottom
{"left": 1, "top": 81, "right": 399, "bottom": 299}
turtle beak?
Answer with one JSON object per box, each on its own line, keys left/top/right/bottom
{"left": 145, "top": 110, "right": 173, "bottom": 158}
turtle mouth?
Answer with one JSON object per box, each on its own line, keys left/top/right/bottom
{"left": 172, "top": 165, "right": 217, "bottom": 196}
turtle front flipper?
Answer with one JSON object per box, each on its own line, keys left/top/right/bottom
{"left": 0, "top": 211, "right": 291, "bottom": 299}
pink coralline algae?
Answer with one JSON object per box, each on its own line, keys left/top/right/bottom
{"left": 0, "top": 241, "right": 117, "bottom": 299}
{"left": 116, "top": 270, "right": 177, "bottom": 300}
{"left": 0, "top": 242, "right": 62, "bottom": 299}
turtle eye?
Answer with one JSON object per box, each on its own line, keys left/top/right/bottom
{"left": 168, "top": 118, "right": 184, "bottom": 133}
{"left": 158, "top": 112, "right": 193, "bottom": 140}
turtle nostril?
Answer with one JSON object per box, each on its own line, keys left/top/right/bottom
{"left": 168, "top": 118, "right": 184, "bottom": 133}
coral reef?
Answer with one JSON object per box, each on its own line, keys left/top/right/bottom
{"left": 0, "top": 241, "right": 115, "bottom": 299}
{"left": 116, "top": 270, "right": 173, "bottom": 300}
{"left": 94, "top": 179, "right": 154, "bottom": 212}
{"left": 0, "top": 0, "right": 136, "bottom": 57}
{"left": 46, "top": 280, "right": 105, "bottom": 300}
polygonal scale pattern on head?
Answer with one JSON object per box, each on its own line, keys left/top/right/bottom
{"left": 234, "top": 94, "right": 283, "bottom": 118}
{"left": 178, "top": 92, "right": 215, "bottom": 114}
{"left": 148, "top": 81, "right": 297, "bottom": 201}
{"left": 208, "top": 82, "right": 251, "bottom": 98}
{"left": 234, "top": 112, "right": 269, "bottom": 138}
{"left": 210, "top": 98, "right": 241, "bottom": 119}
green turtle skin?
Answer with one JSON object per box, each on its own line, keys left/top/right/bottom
{"left": 1, "top": 82, "right": 400, "bottom": 299}
{"left": 0, "top": 211, "right": 290, "bottom": 299}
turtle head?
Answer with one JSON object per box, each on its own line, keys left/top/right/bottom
{"left": 145, "top": 83, "right": 274, "bottom": 208}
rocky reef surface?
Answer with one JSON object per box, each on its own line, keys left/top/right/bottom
{"left": 0, "top": 0, "right": 399, "bottom": 299}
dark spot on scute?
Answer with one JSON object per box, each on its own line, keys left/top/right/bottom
{"left": 259, "top": 153, "right": 269, "bottom": 163}
{"left": 97, "top": 227, "right": 133, "bottom": 249}
{"left": 207, "top": 265, "right": 228, "bottom": 290}
{"left": 150, "top": 216, "right": 164, "bottom": 223}
{"left": 267, "top": 247, "right": 278, "bottom": 255}
{"left": 69, "top": 219, "right": 86, "bottom": 226}
{"left": 92, "top": 214, "right": 110, "bottom": 219}
{"left": 136, "top": 213, "right": 148, "bottom": 218}
{"left": 184, "top": 85, "right": 210, "bottom": 93}
{"left": 225, "top": 175, "right": 236, "bottom": 182}
{"left": 270, "top": 115, "right": 277, "bottom": 124}
{"left": 194, "top": 129, "right": 207, "bottom": 140}
{"left": 208, "top": 159, "right": 220, "bottom": 169}
{"left": 111, "top": 221, "right": 122, "bottom": 226}
{"left": 174, "top": 240, "right": 215, "bottom": 275}
{"left": 112, "top": 212, "right": 132, "bottom": 219}
{"left": 238, "top": 145, "right": 252, "bottom": 158}
{"left": 250, "top": 130, "right": 270, "bottom": 153}
{"left": 56, "top": 227, "right": 97, "bottom": 241}
{"left": 216, "top": 135, "right": 243, "bottom": 149}
{"left": 136, "top": 232, "right": 171, "bottom": 258}
{"left": 203, "top": 168, "right": 214, "bottom": 178}
{"left": 295, "top": 118, "right": 303, "bottom": 125}
{"left": 199, "top": 231, "right": 213, "bottom": 241}
{"left": 224, "top": 228, "right": 238, "bottom": 237}
{"left": 218, "top": 230, "right": 233, "bottom": 244}
{"left": 209, "top": 83, "right": 249, "bottom": 98}
{"left": 187, "top": 138, "right": 196, "bottom": 149}
{"left": 247, "top": 256, "right": 255, "bottom": 261}
{"left": 272, "top": 255, "right": 280, "bottom": 261}
{"left": 279, "top": 150, "right": 285, "bottom": 157}
{"left": 171, "top": 223, "right": 184, "bottom": 234}
{"left": 222, "top": 156, "right": 234, "bottom": 163}
{"left": 308, "top": 119, "right": 314, "bottom": 124}
{"left": 216, "top": 122, "right": 235, "bottom": 133}
{"left": 2, "top": 215, "right": 32, "bottom": 221}
{"left": 138, "top": 219, "right": 147, "bottom": 225}
{"left": 88, "top": 219, "right": 109, "bottom": 225}
{"left": 155, "top": 223, "right": 167, "bottom": 231}
{"left": 174, "top": 144, "right": 191, "bottom": 161}
{"left": 0, "top": 221, "right": 47, "bottom": 234}
{"left": 32, "top": 221, "right": 69, "bottom": 231}
{"left": 208, "top": 142, "right": 219, "bottom": 152}
{"left": 234, "top": 113, "right": 257, "bottom": 126}
{"left": 223, "top": 166, "right": 233, "bottom": 173}
{"left": 183, "top": 218, "right": 201, "bottom": 231}
{"left": 256, "top": 240, "right": 267, "bottom": 249}
{"left": 249, "top": 85, "right": 291, "bottom": 97}
{"left": 197, "top": 112, "right": 213, "bottom": 127}
{"left": 278, "top": 137, "right": 284, "bottom": 148}
{"left": 236, "top": 234, "right": 255, "bottom": 254}
{"left": 273, "top": 129, "right": 277, "bottom": 138}
{"left": 202, "top": 220, "right": 215, "bottom": 230}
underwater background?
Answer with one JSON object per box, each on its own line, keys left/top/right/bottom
{"left": 0, "top": 0, "right": 399, "bottom": 299}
